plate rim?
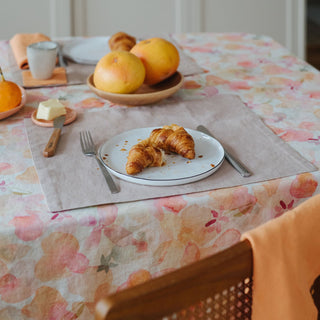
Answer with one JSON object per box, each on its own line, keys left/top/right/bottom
{"left": 103, "top": 155, "right": 225, "bottom": 185}
{"left": 98, "top": 127, "right": 225, "bottom": 186}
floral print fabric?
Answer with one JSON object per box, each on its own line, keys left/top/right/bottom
{"left": 0, "top": 33, "right": 319, "bottom": 319}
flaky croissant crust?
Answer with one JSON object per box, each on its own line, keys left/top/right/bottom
{"left": 125, "top": 124, "right": 195, "bottom": 175}
{"left": 125, "top": 139, "right": 164, "bottom": 175}
{"left": 149, "top": 124, "right": 195, "bottom": 160}
{"left": 109, "top": 31, "right": 136, "bottom": 51}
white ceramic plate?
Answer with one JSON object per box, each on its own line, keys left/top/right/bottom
{"left": 98, "top": 127, "right": 225, "bottom": 186}
{"left": 62, "top": 37, "right": 110, "bottom": 64}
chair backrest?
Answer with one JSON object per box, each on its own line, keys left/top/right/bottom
{"left": 95, "top": 239, "right": 253, "bottom": 320}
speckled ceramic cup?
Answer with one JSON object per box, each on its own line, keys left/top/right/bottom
{"left": 27, "top": 41, "right": 58, "bottom": 80}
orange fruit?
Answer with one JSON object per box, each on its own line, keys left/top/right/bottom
{"left": 131, "top": 37, "right": 180, "bottom": 85}
{"left": 0, "top": 68, "right": 22, "bottom": 112}
{"left": 93, "top": 51, "right": 145, "bottom": 94}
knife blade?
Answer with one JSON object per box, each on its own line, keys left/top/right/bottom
{"left": 197, "top": 125, "right": 251, "bottom": 177}
{"left": 43, "top": 115, "right": 66, "bottom": 157}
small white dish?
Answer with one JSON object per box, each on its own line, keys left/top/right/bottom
{"left": 98, "top": 127, "right": 225, "bottom": 186}
{"left": 62, "top": 37, "right": 110, "bottom": 65}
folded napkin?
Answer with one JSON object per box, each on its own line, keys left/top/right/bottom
{"left": 24, "top": 94, "right": 316, "bottom": 212}
{"left": 10, "top": 33, "right": 52, "bottom": 69}
{"left": 241, "top": 194, "right": 320, "bottom": 320}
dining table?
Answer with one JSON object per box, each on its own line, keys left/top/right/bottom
{"left": 0, "top": 32, "right": 320, "bottom": 320}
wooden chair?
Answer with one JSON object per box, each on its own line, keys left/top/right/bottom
{"left": 95, "top": 239, "right": 253, "bottom": 320}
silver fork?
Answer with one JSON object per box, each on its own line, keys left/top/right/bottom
{"left": 80, "top": 131, "right": 120, "bottom": 194}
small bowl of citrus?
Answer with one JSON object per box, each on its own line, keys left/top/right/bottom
{"left": 0, "top": 67, "right": 27, "bottom": 120}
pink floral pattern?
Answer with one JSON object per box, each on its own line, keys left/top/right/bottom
{"left": 0, "top": 33, "right": 320, "bottom": 318}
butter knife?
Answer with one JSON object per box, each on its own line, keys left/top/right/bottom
{"left": 43, "top": 115, "right": 66, "bottom": 157}
{"left": 197, "top": 125, "right": 251, "bottom": 177}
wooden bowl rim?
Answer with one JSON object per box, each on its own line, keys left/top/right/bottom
{"left": 86, "top": 71, "right": 184, "bottom": 105}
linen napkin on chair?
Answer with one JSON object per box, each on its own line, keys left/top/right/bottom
{"left": 241, "top": 194, "right": 320, "bottom": 320}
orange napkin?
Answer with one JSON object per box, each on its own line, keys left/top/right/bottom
{"left": 241, "top": 194, "right": 320, "bottom": 320}
{"left": 10, "top": 33, "right": 52, "bottom": 69}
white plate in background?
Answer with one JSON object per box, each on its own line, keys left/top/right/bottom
{"left": 98, "top": 127, "right": 225, "bottom": 186}
{"left": 62, "top": 37, "right": 110, "bottom": 65}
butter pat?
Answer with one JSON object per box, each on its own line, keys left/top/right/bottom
{"left": 36, "top": 99, "right": 66, "bottom": 121}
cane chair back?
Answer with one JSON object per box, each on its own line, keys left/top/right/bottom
{"left": 95, "top": 239, "right": 253, "bottom": 320}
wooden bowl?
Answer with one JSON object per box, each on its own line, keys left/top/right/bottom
{"left": 0, "top": 86, "right": 27, "bottom": 120}
{"left": 87, "top": 71, "right": 184, "bottom": 106}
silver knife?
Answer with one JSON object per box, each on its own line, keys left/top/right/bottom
{"left": 43, "top": 115, "right": 66, "bottom": 157}
{"left": 197, "top": 125, "right": 251, "bottom": 177}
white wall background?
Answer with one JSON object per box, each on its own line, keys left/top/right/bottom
{"left": 0, "top": 0, "right": 306, "bottom": 59}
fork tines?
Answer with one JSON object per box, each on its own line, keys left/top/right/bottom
{"left": 80, "top": 131, "right": 95, "bottom": 153}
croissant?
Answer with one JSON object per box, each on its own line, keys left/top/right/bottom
{"left": 126, "top": 139, "right": 165, "bottom": 175}
{"left": 109, "top": 32, "right": 136, "bottom": 51}
{"left": 149, "top": 124, "right": 195, "bottom": 160}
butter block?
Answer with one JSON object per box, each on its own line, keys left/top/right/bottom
{"left": 36, "top": 99, "right": 66, "bottom": 121}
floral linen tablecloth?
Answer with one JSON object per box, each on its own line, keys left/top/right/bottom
{"left": 0, "top": 32, "right": 320, "bottom": 319}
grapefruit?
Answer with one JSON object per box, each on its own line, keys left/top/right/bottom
{"left": 0, "top": 67, "right": 22, "bottom": 112}
{"left": 131, "top": 37, "right": 180, "bottom": 85}
{"left": 93, "top": 51, "right": 145, "bottom": 94}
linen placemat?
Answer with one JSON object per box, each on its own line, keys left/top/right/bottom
{"left": 24, "top": 95, "right": 317, "bottom": 212}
